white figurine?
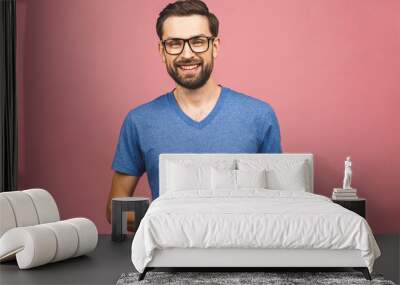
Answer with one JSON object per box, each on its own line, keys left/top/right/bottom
{"left": 342, "top": 156, "right": 352, "bottom": 189}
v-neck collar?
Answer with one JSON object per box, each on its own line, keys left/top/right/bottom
{"left": 167, "top": 84, "right": 226, "bottom": 129}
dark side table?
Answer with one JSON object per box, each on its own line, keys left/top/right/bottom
{"left": 332, "top": 198, "right": 366, "bottom": 219}
{"left": 112, "top": 197, "right": 150, "bottom": 242}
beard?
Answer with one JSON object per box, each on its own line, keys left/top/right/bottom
{"left": 166, "top": 55, "right": 214, "bottom": 90}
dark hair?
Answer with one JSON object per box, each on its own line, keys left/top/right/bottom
{"left": 156, "top": 0, "right": 219, "bottom": 40}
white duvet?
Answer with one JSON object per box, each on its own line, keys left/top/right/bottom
{"left": 131, "top": 189, "right": 381, "bottom": 273}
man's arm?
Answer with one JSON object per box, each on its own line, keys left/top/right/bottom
{"left": 258, "top": 106, "right": 282, "bottom": 153}
{"left": 106, "top": 171, "right": 141, "bottom": 232}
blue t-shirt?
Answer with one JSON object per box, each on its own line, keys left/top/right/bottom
{"left": 112, "top": 85, "right": 282, "bottom": 199}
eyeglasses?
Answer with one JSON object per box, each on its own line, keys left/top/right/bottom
{"left": 162, "top": 36, "right": 215, "bottom": 55}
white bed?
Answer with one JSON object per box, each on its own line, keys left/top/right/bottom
{"left": 130, "top": 153, "right": 381, "bottom": 281}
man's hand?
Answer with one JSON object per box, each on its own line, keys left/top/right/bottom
{"left": 106, "top": 171, "right": 140, "bottom": 232}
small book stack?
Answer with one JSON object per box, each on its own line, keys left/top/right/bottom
{"left": 332, "top": 188, "right": 358, "bottom": 200}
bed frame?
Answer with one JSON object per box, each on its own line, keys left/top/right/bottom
{"left": 138, "top": 153, "right": 371, "bottom": 280}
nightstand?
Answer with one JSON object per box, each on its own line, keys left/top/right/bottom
{"left": 112, "top": 197, "right": 150, "bottom": 242}
{"left": 332, "top": 198, "right": 366, "bottom": 218}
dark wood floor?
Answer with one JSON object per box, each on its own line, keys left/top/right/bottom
{"left": 0, "top": 234, "right": 399, "bottom": 285}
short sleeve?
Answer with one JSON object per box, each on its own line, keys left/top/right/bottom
{"left": 258, "top": 107, "right": 283, "bottom": 153}
{"left": 111, "top": 114, "right": 146, "bottom": 176}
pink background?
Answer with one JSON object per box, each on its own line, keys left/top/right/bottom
{"left": 16, "top": 0, "right": 400, "bottom": 234}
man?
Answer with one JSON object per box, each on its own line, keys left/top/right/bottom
{"left": 106, "top": 0, "right": 282, "bottom": 231}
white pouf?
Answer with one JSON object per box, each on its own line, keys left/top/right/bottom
{"left": 0, "top": 218, "right": 98, "bottom": 269}
{"left": 0, "top": 189, "right": 98, "bottom": 269}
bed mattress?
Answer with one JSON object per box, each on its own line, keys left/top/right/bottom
{"left": 131, "top": 189, "right": 380, "bottom": 273}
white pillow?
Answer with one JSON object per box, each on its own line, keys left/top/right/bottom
{"left": 211, "top": 168, "right": 268, "bottom": 190}
{"left": 266, "top": 166, "right": 307, "bottom": 191}
{"left": 237, "top": 159, "right": 308, "bottom": 191}
{"left": 166, "top": 159, "right": 236, "bottom": 191}
{"left": 236, "top": 169, "right": 268, "bottom": 188}
{"left": 166, "top": 162, "right": 211, "bottom": 191}
{"left": 211, "top": 168, "right": 236, "bottom": 190}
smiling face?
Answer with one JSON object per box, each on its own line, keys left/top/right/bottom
{"left": 159, "top": 15, "right": 220, "bottom": 90}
